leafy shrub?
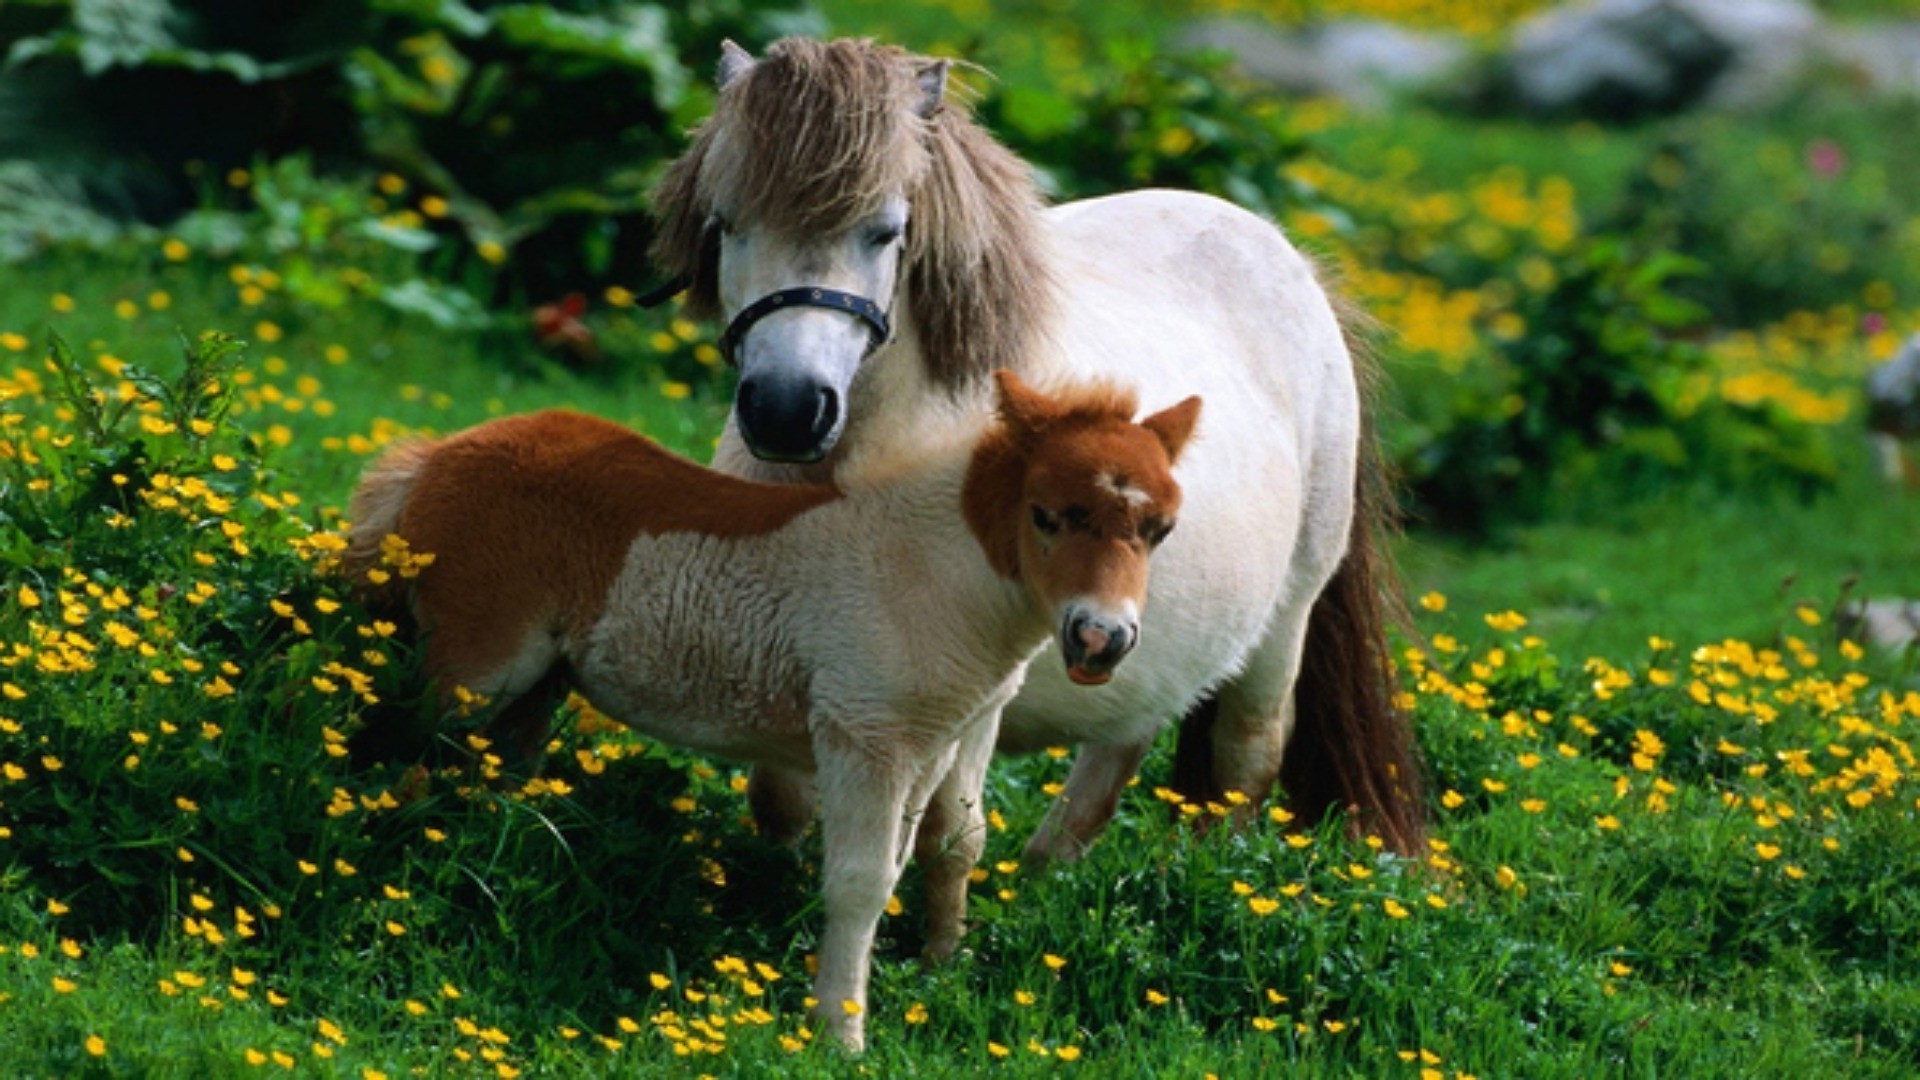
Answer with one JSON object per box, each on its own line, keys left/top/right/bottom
{"left": 0, "top": 0, "right": 820, "bottom": 294}
{"left": 979, "top": 40, "right": 1320, "bottom": 218}
{"left": 1611, "top": 110, "right": 1920, "bottom": 328}
{"left": 1396, "top": 237, "right": 1836, "bottom": 532}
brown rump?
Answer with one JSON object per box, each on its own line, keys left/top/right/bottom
{"left": 346, "top": 410, "right": 841, "bottom": 649}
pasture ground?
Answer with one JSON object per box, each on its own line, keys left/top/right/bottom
{"left": 4, "top": 8, "right": 1920, "bottom": 1076}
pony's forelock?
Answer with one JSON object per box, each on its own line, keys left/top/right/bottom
{"left": 648, "top": 37, "right": 1054, "bottom": 389}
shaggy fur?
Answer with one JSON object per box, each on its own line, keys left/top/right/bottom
{"left": 668, "top": 37, "right": 1429, "bottom": 863}
{"left": 343, "top": 375, "right": 1193, "bottom": 1050}
{"left": 650, "top": 37, "right": 1054, "bottom": 389}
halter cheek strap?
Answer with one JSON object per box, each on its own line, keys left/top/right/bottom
{"left": 717, "top": 287, "right": 892, "bottom": 367}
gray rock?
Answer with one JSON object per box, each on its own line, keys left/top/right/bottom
{"left": 1867, "top": 333, "right": 1920, "bottom": 440}
{"left": 1839, "top": 598, "right": 1920, "bottom": 653}
{"left": 1825, "top": 21, "right": 1920, "bottom": 98}
{"left": 1180, "top": 18, "right": 1470, "bottom": 109}
{"left": 1502, "top": 0, "right": 1823, "bottom": 117}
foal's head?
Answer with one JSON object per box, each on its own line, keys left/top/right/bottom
{"left": 964, "top": 372, "right": 1200, "bottom": 685}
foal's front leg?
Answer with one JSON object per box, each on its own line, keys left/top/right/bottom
{"left": 915, "top": 716, "right": 998, "bottom": 961}
{"left": 809, "top": 730, "right": 916, "bottom": 1051}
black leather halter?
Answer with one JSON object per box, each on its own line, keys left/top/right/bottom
{"left": 716, "top": 287, "right": 891, "bottom": 367}
{"left": 633, "top": 254, "right": 893, "bottom": 369}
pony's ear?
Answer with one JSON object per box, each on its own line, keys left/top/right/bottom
{"left": 718, "top": 39, "right": 755, "bottom": 89}
{"left": 1141, "top": 395, "right": 1203, "bottom": 465}
{"left": 992, "top": 369, "right": 1055, "bottom": 440}
{"left": 915, "top": 58, "right": 950, "bottom": 117}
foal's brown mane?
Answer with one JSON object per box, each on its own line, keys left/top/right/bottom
{"left": 649, "top": 37, "right": 1054, "bottom": 390}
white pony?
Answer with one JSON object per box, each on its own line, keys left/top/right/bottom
{"left": 648, "top": 38, "right": 1425, "bottom": 867}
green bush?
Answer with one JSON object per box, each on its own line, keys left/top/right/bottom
{"left": 1396, "top": 237, "right": 1836, "bottom": 533}
{"left": 0, "top": 0, "right": 819, "bottom": 295}
{"left": 980, "top": 40, "right": 1320, "bottom": 219}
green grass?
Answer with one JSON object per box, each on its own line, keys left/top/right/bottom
{"left": 5, "top": 242, "right": 1920, "bottom": 1077}
{"left": 6, "top": 18, "right": 1920, "bottom": 1071}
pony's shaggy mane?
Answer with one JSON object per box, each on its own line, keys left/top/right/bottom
{"left": 649, "top": 37, "right": 1055, "bottom": 390}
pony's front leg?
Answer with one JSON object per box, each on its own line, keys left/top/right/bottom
{"left": 915, "top": 717, "right": 997, "bottom": 961}
{"left": 1022, "top": 739, "right": 1152, "bottom": 869}
{"left": 810, "top": 731, "right": 912, "bottom": 1051}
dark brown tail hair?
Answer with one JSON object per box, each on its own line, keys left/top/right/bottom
{"left": 1173, "top": 277, "right": 1427, "bottom": 855}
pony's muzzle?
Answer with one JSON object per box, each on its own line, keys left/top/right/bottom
{"left": 1061, "top": 608, "right": 1138, "bottom": 686}
{"left": 736, "top": 372, "right": 842, "bottom": 462}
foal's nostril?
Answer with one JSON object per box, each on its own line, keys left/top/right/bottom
{"left": 1077, "top": 622, "right": 1112, "bottom": 657}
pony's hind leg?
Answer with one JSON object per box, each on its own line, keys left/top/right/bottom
{"left": 1021, "top": 739, "right": 1152, "bottom": 869}
{"left": 1177, "top": 607, "right": 1312, "bottom": 828}
{"left": 747, "top": 764, "right": 817, "bottom": 846}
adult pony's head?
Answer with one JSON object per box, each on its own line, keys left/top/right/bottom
{"left": 965, "top": 372, "right": 1199, "bottom": 685}
{"left": 650, "top": 37, "right": 1051, "bottom": 463}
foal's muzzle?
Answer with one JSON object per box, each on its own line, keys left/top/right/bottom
{"left": 1061, "top": 609, "right": 1139, "bottom": 686}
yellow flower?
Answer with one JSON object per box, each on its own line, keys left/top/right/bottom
{"left": 1145, "top": 988, "right": 1169, "bottom": 1006}
{"left": 1043, "top": 953, "right": 1066, "bottom": 971}
{"left": 1419, "top": 591, "right": 1446, "bottom": 612}
{"left": 86, "top": 1035, "right": 106, "bottom": 1057}
{"left": 1248, "top": 896, "right": 1280, "bottom": 916}
{"left": 1382, "top": 899, "right": 1410, "bottom": 919}
{"left": 987, "top": 1042, "right": 1010, "bottom": 1059}
{"left": 1057, "top": 1045, "right": 1082, "bottom": 1061}
{"left": 1754, "top": 842, "right": 1781, "bottom": 861}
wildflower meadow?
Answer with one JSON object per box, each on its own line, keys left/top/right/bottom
{"left": 3, "top": 0, "right": 1919, "bottom": 1076}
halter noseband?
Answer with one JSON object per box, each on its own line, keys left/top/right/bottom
{"left": 716, "top": 287, "right": 891, "bottom": 367}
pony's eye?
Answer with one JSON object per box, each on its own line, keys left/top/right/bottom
{"left": 1146, "top": 519, "right": 1175, "bottom": 547}
{"left": 1062, "top": 505, "right": 1091, "bottom": 531}
{"left": 1031, "top": 505, "right": 1060, "bottom": 536}
{"left": 869, "top": 226, "right": 903, "bottom": 248}
{"left": 709, "top": 214, "right": 735, "bottom": 237}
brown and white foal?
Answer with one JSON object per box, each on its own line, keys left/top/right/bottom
{"left": 344, "top": 371, "right": 1197, "bottom": 1048}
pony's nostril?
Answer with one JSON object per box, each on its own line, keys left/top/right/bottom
{"left": 811, "top": 386, "right": 840, "bottom": 442}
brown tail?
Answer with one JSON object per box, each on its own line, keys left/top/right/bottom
{"left": 1172, "top": 275, "right": 1427, "bottom": 853}
{"left": 1276, "top": 425, "right": 1426, "bottom": 854}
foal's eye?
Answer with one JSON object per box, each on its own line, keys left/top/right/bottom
{"left": 709, "top": 214, "right": 735, "bottom": 237}
{"left": 868, "top": 225, "right": 904, "bottom": 248}
{"left": 1031, "top": 505, "right": 1060, "bottom": 536}
{"left": 1145, "top": 519, "right": 1175, "bottom": 547}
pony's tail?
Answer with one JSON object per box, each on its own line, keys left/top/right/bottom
{"left": 343, "top": 438, "right": 436, "bottom": 614}
{"left": 1278, "top": 420, "right": 1427, "bottom": 855}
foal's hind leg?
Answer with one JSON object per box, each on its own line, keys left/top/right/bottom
{"left": 1021, "top": 739, "right": 1153, "bottom": 869}
{"left": 748, "top": 764, "right": 817, "bottom": 847}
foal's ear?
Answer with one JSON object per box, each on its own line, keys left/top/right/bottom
{"left": 915, "top": 58, "right": 950, "bottom": 117}
{"left": 992, "top": 369, "right": 1055, "bottom": 440}
{"left": 718, "top": 39, "right": 755, "bottom": 89}
{"left": 1141, "top": 395, "right": 1203, "bottom": 465}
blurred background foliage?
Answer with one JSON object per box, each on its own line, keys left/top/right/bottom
{"left": 2, "top": 0, "right": 1917, "bottom": 532}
